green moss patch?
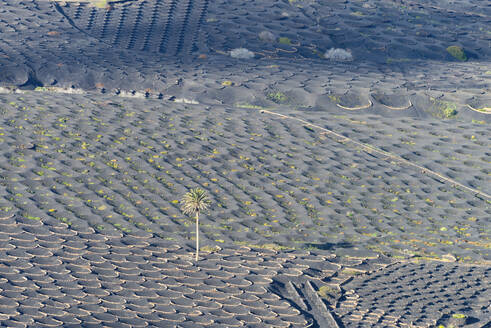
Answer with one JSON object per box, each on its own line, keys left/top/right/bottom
{"left": 318, "top": 285, "right": 339, "bottom": 298}
{"left": 446, "top": 46, "right": 467, "bottom": 61}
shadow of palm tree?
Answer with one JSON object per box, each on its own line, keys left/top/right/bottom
{"left": 304, "top": 241, "right": 353, "bottom": 251}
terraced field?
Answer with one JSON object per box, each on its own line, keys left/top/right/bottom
{"left": 0, "top": 0, "right": 489, "bottom": 326}
{"left": 54, "top": 0, "right": 209, "bottom": 56}
{"left": 0, "top": 91, "right": 489, "bottom": 263}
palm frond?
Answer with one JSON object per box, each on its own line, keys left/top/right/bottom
{"left": 180, "top": 188, "right": 210, "bottom": 216}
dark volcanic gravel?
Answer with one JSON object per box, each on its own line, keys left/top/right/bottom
{"left": 0, "top": 0, "right": 489, "bottom": 327}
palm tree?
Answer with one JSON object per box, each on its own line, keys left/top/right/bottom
{"left": 181, "top": 188, "right": 210, "bottom": 261}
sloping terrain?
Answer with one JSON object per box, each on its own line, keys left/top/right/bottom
{"left": 0, "top": 92, "right": 489, "bottom": 262}
{"left": 0, "top": 90, "right": 489, "bottom": 327}
{"left": 0, "top": 0, "right": 489, "bottom": 327}
{"left": 0, "top": 0, "right": 489, "bottom": 121}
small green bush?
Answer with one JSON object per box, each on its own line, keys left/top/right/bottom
{"left": 446, "top": 46, "right": 467, "bottom": 61}
{"left": 442, "top": 105, "right": 457, "bottom": 118}
{"left": 267, "top": 91, "right": 288, "bottom": 104}
{"left": 278, "top": 37, "right": 292, "bottom": 45}
{"left": 452, "top": 314, "right": 466, "bottom": 319}
{"left": 431, "top": 98, "right": 458, "bottom": 118}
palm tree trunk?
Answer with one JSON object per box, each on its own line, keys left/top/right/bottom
{"left": 195, "top": 212, "right": 199, "bottom": 261}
